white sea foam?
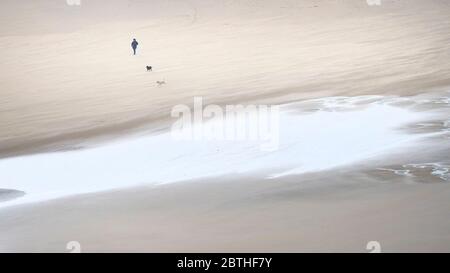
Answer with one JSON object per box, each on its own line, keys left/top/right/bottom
{"left": 0, "top": 96, "right": 443, "bottom": 208}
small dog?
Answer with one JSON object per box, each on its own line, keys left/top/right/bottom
{"left": 146, "top": 66, "right": 152, "bottom": 71}
{"left": 156, "top": 81, "right": 166, "bottom": 86}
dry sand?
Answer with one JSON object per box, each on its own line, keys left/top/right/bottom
{"left": 1, "top": 0, "right": 450, "bottom": 156}
{"left": 1, "top": 0, "right": 450, "bottom": 252}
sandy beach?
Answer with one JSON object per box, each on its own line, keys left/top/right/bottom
{"left": 1, "top": 0, "right": 450, "bottom": 252}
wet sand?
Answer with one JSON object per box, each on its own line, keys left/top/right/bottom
{"left": 1, "top": 168, "right": 449, "bottom": 253}
{"left": 1, "top": 133, "right": 449, "bottom": 253}
{"left": 0, "top": 189, "right": 25, "bottom": 203}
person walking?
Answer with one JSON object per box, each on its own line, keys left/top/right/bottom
{"left": 131, "top": 38, "right": 139, "bottom": 55}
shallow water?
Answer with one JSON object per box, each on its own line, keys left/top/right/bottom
{"left": 0, "top": 93, "right": 448, "bottom": 208}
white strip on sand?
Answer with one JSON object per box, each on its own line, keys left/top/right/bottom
{"left": 0, "top": 95, "right": 444, "bottom": 208}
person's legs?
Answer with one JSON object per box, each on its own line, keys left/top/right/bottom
{"left": 133, "top": 48, "right": 136, "bottom": 55}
